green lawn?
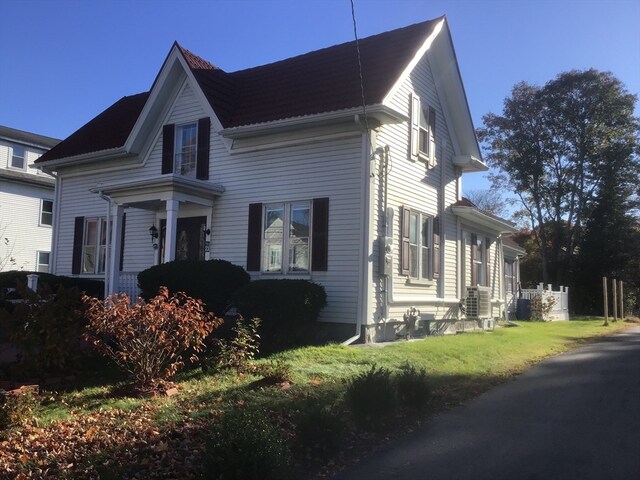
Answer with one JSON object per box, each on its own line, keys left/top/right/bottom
{"left": 3, "top": 318, "right": 632, "bottom": 479}
{"left": 34, "top": 318, "right": 630, "bottom": 424}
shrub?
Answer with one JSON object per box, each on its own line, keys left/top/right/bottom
{"left": 0, "top": 270, "right": 103, "bottom": 298}
{"left": 345, "top": 365, "right": 395, "bottom": 429}
{"left": 214, "top": 317, "right": 261, "bottom": 373}
{"left": 0, "top": 284, "right": 89, "bottom": 375}
{"left": 252, "top": 359, "right": 292, "bottom": 383}
{"left": 0, "top": 389, "right": 38, "bottom": 432}
{"left": 295, "top": 402, "right": 345, "bottom": 459}
{"left": 137, "top": 260, "right": 250, "bottom": 316}
{"left": 234, "top": 279, "right": 327, "bottom": 352}
{"left": 204, "top": 409, "right": 292, "bottom": 480}
{"left": 395, "top": 362, "right": 431, "bottom": 410}
{"left": 83, "top": 287, "right": 221, "bottom": 391}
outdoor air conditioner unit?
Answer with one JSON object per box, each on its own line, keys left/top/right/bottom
{"left": 466, "top": 286, "right": 491, "bottom": 318}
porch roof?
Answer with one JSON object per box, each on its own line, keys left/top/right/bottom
{"left": 90, "top": 174, "right": 225, "bottom": 209}
{"left": 452, "top": 198, "right": 516, "bottom": 235}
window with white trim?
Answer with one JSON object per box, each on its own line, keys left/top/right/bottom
{"left": 504, "top": 259, "right": 516, "bottom": 294}
{"left": 402, "top": 207, "right": 434, "bottom": 280}
{"left": 36, "top": 251, "right": 50, "bottom": 273}
{"left": 10, "top": 145, "right": 26, "bottom": 169}
{"left": 82, "top": 217, "right": 109, "bottom": 274}
{"left": 469, "top": 233, "right": 489, "bottom": 287}
{"left": 262, "top": 201, "right": 310, "bottom": 273}
{"left": 174, "top": 123, "right": 198, "bottom": 177}
{"left": 40, "top": 199, "right": 53, "bottom": 226}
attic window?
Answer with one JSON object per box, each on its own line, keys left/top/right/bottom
{"left": 175, "top": 123, "right": 198, "bottom": 177}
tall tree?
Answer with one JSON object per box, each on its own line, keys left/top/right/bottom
{"left": 478, "top": 70, "right": 639, "bottom": 286}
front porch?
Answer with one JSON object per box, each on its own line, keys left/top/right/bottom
{"left": 92, "top": 174, "right": 224, "bottom": 297}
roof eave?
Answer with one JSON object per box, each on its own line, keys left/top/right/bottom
{"left": 452, "top": 205, "right": 516, "bottom": 234}
{"left": 34, "top": 147, "right": 132, "bottom": 173}
{"left": 220, "top": 104, "right": 405, "bottom": 139}
{"left": 453, "top": 154, "right": 488, "bottom": 172}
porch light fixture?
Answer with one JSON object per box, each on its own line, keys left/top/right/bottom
{"left": 203, "top": 227, "right": 211, "bottom": 236}
{"left": 149, "top": 225, "right": 159, "bottom": 249}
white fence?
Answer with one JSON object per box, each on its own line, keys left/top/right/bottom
{"left": 520, "top": 283, "right": 569, "bottom": 321}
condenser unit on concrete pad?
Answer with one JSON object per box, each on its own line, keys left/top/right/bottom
{"left": 466, "top": 286, "right": 491, "bottom": 318}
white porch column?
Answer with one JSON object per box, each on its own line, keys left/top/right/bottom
{"left": 164, "top": 199, "right": 179, "bottom": 263}
{"left": 108, "top": 204, "right": 125, "bottom": 294}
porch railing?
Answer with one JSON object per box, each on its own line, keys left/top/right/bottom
{"left": 117, "top": 272, "right": 141, "bottom": 301}
{"left": 520, "top": 283, "right": 570, "bottom": 321}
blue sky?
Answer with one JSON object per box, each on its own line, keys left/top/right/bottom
{"left": 1, "top": 0, "right": 638, "bottom": 193}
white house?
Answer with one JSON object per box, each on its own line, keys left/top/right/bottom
{"left": 0, "top": 125, "right": 59, "bottom": 273}
{"left": 36, "top": 17, "right": 523, "bottom": 341}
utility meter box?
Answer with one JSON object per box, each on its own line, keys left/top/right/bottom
{"left": 380, "top": 236, "right": 393, "bottom": 276}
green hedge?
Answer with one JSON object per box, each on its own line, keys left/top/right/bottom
{"left": 234, "top": 279, "right": 327, "bottom": 352}
{"left": 137, "top": 260, "right": 250, "bottom": 316}
{"left": 0, "top": 271, "right": 104, "bottom": 298}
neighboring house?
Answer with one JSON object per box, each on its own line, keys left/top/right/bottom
{"left": 35, "top": 17, "right": 522, "bottom": 341}
{"left": 0, "top": 125, "right": 60, "bottom": 273}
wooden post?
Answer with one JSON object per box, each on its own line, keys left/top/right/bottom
{"left": 603, "top": 277, "right": 608, "bottom": 326}
{"left": 619, "top": 280, "right": 624, "bottom": 320}
{"left": 612, "top": 278, "right": 618, "bottom": 322}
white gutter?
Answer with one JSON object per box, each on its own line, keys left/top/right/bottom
{"left": 221, "top": 105, "right": 406, "bottom": 140}
{"left": 35, "top": 148, "right": 134, "bottom": 173}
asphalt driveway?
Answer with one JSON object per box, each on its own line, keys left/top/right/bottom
{"left": 335, "top": 326, "right": 640, "bottom": 480}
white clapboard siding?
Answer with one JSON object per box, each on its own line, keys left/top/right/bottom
{"left": 0, "top": 182, "right": 54, "bottom": 272}
{"left": 369, "top": 52, "right": 462, "bottom": 322}
{"left": 54, "top": 77, "right": 365, "bottom": 324}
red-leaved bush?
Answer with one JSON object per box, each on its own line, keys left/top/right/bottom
{"left": 82, "top": 287, "right": 221, "bottom": 390}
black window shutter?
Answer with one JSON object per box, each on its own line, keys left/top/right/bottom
{"left": 162, "top": 124, "right": 175, "bottom": 174}
{"left": 196, "top": 117, "right": 210, "bottom": 180}
{"left": 246, "top": 203, "right": 262, "bottom": 271}
{"left": 72, "top": 216, "right": 84, "bottom": 274}
{"left": 470, "top": 233, "right": 477, "bottom": 286}
{"left": 401, "top": 206, "right": 411, "bottom": 275}
{"left": 311, "top": 197, "right": 329, "bottom": 271}
{"left": 432, "top": 215, "right": 440, "bottom": 279}
{"left": 119, "top": 213, "right": 126, "bottom": 272}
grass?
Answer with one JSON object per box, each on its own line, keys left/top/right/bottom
{"left": 30, "top": 317, "right": 630, "bottom": 424}
{"left": 9, "top": 317, "right": 632, "bottom": 478}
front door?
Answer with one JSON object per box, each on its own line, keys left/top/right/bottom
{"left": 160, "top": 216, "right": 207, "bottom": 262}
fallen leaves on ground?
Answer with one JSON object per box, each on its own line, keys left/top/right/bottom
{"left": 0, "top": 403, "right": 211, "bottom": 479}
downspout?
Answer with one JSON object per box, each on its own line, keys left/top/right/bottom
{"left": 97, "top": 191, "right": 112, "bottom": 299}
{"left": 343, "top": 117, "right": 374, "bottom": 345}
{"left": 50, "top": 172, "right": 61, "bottom": 275}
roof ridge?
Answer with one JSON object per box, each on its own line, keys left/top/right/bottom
{"left": 228, "top": 18, "right": 440, "bottom": 75}
{"left": 176, "top": 43, "right": 222, "bottom": 71}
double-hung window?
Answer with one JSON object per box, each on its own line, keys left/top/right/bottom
{"left": 504, "top": 260, "right": 516, "bottom": 294}
{"left": 175, "top": 123, "right": 198, "bottom": 177}
{"left": 40, "top": 199, "right": 53, "bottom": 226}
{"left": 401, "top": 207, "right": 438, "bottom": 281}
{"left": 10, "top": 145, "right": 26, "bottom": 169}
{"left": 410, "top": 94, "right": 436, "bottom": 166}
{"left": 263, "top": 201, "right": 310, "bottom": 273}
{"left": 162, "top": 118, "right": 210, "bottom": 180}
{"left": 246, "top": 198, "right": 328, "bottom": 274}
{"left": 469, "top": 233, "right": 490, "bottom": 287}
{"left": 81, "top": 217, "right": 108, "bottom": 274}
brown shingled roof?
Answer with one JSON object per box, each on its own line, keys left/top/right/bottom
{"left": 36, "top": 93, "right": 149, "bottom": 164}
{"left": 37, "top": 18, "right": 441, "bottom": 163}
